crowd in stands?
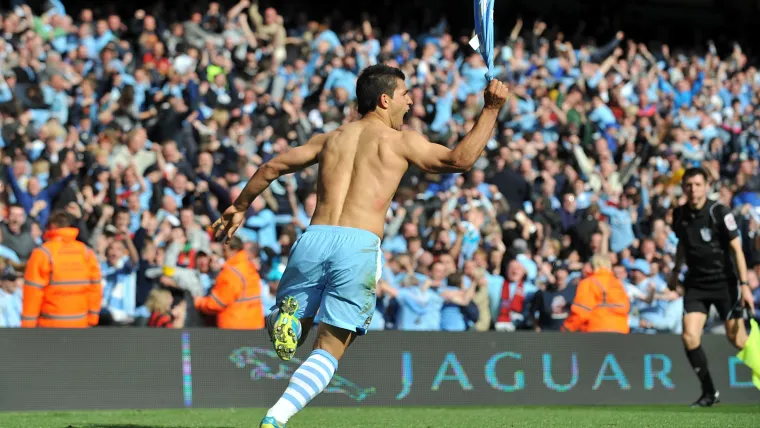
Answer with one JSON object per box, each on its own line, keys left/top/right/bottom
{"left": 1, "top": 0, "right": 760, "bottom": 333}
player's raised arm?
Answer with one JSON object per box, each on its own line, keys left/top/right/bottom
{"left": 214, "top": 133, "right": 328, "bottom": 243}
{"left": 402, "top": 79, "right": 508, "bottom": 173}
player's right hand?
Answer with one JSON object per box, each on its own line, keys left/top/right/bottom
{"left": 213, "top": 205, "right": 247, "bottom": 244}
{"left": 484, "top": 79, "right": 509, "bottom": 111}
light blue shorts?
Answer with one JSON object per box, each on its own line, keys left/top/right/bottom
{"left": 275, "top": 225, "right": 382, "bottom": 335}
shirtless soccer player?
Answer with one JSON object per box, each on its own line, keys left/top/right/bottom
{"left": 213, "top": 64, "right": 508, "bottom": 428}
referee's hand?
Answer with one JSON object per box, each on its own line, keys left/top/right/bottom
{"left": 667, "top": 273, "right": 679, "bottom": 292}
{"left": 741, "top": 285, "right": 755, "bottom": 317}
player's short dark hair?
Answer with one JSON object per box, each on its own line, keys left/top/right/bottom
{"left": 682, "top": 167, "right": 710, "bottom": 184}
{"left": 356, "top": 64, "right": 406, "bottom": 115}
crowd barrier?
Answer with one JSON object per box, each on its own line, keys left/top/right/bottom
{"left": 1, "top": 329, "right": 758, "bottom": 411}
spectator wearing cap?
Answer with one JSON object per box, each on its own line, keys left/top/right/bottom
{"left": 0, "top": 261, "right": 23, "bottom": 328}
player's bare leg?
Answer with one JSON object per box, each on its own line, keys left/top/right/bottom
{"left": 262, "top": 323, "right": 356, "bottom": 427}
{"left": 682, "top": 312, "right": 719, "bottom": 407}
{"left": 312, "top": 322, "right": 357, "bottom": 359}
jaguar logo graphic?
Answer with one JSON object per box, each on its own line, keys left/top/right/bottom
{"left": 229, "top": 347, "right": 377, "bottom": 402}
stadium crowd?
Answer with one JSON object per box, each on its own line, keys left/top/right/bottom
{"left": 1, "top": 1, "right": 760, "bottom": 334}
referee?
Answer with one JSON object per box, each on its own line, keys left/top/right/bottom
{"left": 670, "top": 167, "right": 755, "bottom": 407}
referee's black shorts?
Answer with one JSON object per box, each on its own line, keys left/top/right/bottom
{"left": 683, "top": 283, "right": 743, "bottom": 321}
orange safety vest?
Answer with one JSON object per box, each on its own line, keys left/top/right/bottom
{"left": 195, "top": 250, "right": 264, "bottom": 329}
{"left": 21, "top": 227, "right": 103, "bottom": 328}
{"left": 563, "top": 268, "right": 630, "bottom": 334}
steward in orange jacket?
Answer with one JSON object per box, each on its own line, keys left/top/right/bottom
{"left": 563, "top": 254, "right": 630, "bottom": 334}
{"left": 195, "top": 237, "right": 263, "bottom": 329}
{"left": 22, "top": 211, "right": 102, "bottom": 328}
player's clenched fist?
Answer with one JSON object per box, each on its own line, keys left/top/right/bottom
{"left": 484, "top": 79, "right": 509, "bottom": 110}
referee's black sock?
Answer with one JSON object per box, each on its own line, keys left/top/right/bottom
{"left": 685, "top": 345, "right": 716, "bottom": 395}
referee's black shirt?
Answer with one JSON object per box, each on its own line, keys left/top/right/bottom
{"left": 673, "top": 200, "right": 740, "bottom": 291}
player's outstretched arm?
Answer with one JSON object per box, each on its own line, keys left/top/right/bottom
{"left": 401, "top": 80, "right": 508, "bottom": 173}
{"left": 213, "top": 133, "right": 328, "bottom": 243}
{"left": 233, "top": 133, "right": 328, "bottom": 211}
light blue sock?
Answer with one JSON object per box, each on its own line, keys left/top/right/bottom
{"left": 266, "top": 349, "right": 338, "bottom": 423}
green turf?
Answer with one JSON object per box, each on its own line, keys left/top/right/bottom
{"left": 1, "top": 406, "right": 759, "bottom": 428}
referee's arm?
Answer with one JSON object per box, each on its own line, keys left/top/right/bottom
{"left": 729, "top": 237, "right": 749, "bottom": 287}
{"left": 720, "top": 209, "right": 755, "bottom": 315}
{"left": 729, "top": 237, "right": 755, "bottom": 315}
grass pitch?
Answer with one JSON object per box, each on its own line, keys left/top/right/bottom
{"left": 1, "top": 405, "right": 759, "bottom": 428}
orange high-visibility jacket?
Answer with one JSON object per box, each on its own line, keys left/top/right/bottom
{"left": 195, "top": 250, "right": 264, "bottom": 329}
{"left": 22, "top": 227, "right": 103, "bottom": 328}
{"left": 563, "top": 268, "right": 630, "bottom": 334}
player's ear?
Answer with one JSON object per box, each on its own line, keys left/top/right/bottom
{"left": 378, "top": 93, "right": 391, "bottom": 110}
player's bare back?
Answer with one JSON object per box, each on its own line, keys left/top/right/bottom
{"left": 309, "top": 120, "right": 409, "bottom": 239}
